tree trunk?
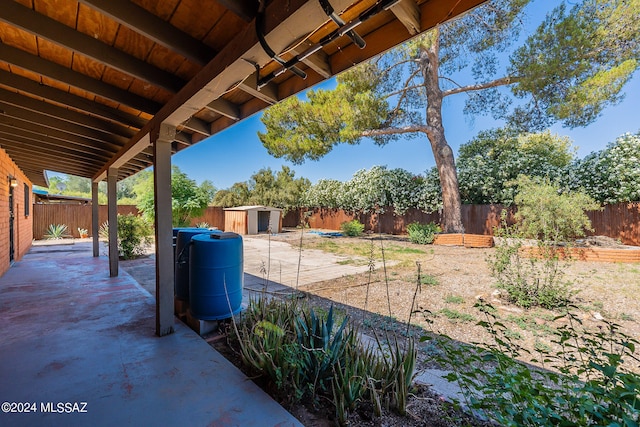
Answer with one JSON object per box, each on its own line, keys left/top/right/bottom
{"left": 419, "top": 44, "right": 464, "bottom": 233}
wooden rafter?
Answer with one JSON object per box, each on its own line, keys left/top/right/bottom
{"left": 0, "top": 0, "right": 184, "bottom": 92}
{"left": 0, "top": 44, "right": 161, "bottom": 114}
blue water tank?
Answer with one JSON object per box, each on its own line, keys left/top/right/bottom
{"left": 189, "top": 232, "right": 243, "bottom": 320}
{"left": 175, "top": 228, "right": 221, "bottom": 301}
{"left": 173, "top": 227, "right": 194, "bottom": 263}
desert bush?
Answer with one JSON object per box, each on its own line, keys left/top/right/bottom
{"left": 406, "top": 222, "right": 441, "bottom": 244}
{"left": 423, "top": 304, "right": 640, "bottom": 427}
{"left": 514, "top": 175, "right": 600, "bottom": 242}
{"left": 490, "top": 213, "right": 573, "bottom": 309}
{"left": 116, "top": 214, "right": 152, "bottom": 259}
{"left": 340, "top": 219, "right": 365, "bottom": 237}
{"left": 489, "top": 178, "right": 599, "bottom": 309}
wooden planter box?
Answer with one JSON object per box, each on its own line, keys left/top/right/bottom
{"left": 520, "top": 246, "right": 640, "bottom": 263}
{"left": 464, "top": 234, "right": 494, "bottom": 248}
{"left": 433, "top": 233, "right": 464, "bottom": 246}
{"left": 433, "top": 233, "right": 494, "bottom": 248}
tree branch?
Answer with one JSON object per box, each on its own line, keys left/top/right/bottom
{"left": 361, "top": 125, "right": 430, "bottom": 138}
{"left": 438, "top": 75, "right": 464, "bottom": 90}
{"left": 442, "top": 76, "right": 520, "bottom": 97}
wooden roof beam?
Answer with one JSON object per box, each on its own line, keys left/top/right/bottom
{"left": 204, "top": 98, "right": 241, "bottom": 121}
{"left": 0, "top": 70, "right": 147, "bottom": 129}
{"left": 0, "top": 126, "right": 113, "bottom": 161}
{"left": 4, "top": 153, "right": 96, "bottom": 177}
{"left": 180, "top": 117, "right": 210, "bottom": 137}
{"left": 0, "top": 44, "right": 161, "bottom": 114}
{"left": 0, "top": 101, "right": 126, "bottom": 148}
{"left": 0, "top": 138, "right": 110, "bottom": 168}
{"left": 289, "top": 39, "right": 332, "bottom": 78}
{"left": 0, "top": 0, "right": 184, "bottom": 93}
{"left": 0, "top": 116, "right": 118, "bottom": 155}
{"left": 0, "top": 88, "right": 136, "bottom": 139}
{"left": 215, "top": 0, "right": 257, "bottom": 22}
{"left": 239, "top": 72, "right": 279, "bottom": 105}
{"left": 175, "top": 132, "right": 192, "bottom": 147}
{"left": 389, "top": 0, "right": 421, "bottom": 35}
{"left": 77, "top": 0, "right": 215, "bottom": 66}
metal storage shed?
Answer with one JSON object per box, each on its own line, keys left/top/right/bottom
{"left": 224, "top": 206, "right": 283, "bottom": 235}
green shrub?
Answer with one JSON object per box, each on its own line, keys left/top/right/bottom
{"left": 488, "top": 176, "right": 599, "bottom": 309}
{"left": 514, "top": 175, "right": 600, "bottom": 242}
{"left": 116, "top": 214, "right": 152, "bottom": 259}
{"left": 490, "top": 229, "right": 573, "bottom": 309}
{"left": 406, "top": 222, "right": 441, "bottom": 244}
{"left": 424, "top": 304, "right": 640, "bottom": 427}
{"left": 44, "top": 224, "right": 70, "bottom": 239}
{"left": 340, "top": 219, "right": 365, "bottom": 237}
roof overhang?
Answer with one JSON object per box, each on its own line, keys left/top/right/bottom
{"left": 0, "top": 0, "right": 486, "bottom": 186}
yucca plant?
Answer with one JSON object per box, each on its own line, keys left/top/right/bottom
{"left": 44, "top": 224, "right": 69, "bottom": 239}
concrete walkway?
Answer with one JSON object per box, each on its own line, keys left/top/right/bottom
{"left": 0, "top": 242, "right": 302, "bottom": 427}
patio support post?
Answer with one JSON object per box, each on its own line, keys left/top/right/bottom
{"left": 92, "top": 181, "right": 99, "bottom": 257}
{"left": 107, "top": 167, "right": 118, "bottom": 277}
{"left": 153, "top": 123, "right": 175, "bottom": 336}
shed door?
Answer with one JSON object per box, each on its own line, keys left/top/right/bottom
{"left": 258, "top": 211, "right": 270, "bottom": 232}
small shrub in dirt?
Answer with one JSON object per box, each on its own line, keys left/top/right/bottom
{"left": 340, "top": 219, "right": 365, "bottom": 237}
{"left": 406, "top": 222, "right": 441, "bottom": 244}
{"left": 117, "top": 213, "right": 152, "bottom": 260}
{"left": 488, "top": 175, "right": 600, "bottom": 310}
{"left": 489, "top": 230, "right": 573, "bottom": 309}
{"left": 423, "top": 304, "right": 640, "bottom": 427}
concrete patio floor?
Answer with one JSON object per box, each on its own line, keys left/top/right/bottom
{"left": 0, "top": 241, "right": 302, "bottom": 427}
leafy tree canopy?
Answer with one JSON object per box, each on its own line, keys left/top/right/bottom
{"left": 457, "top": 128, "right": 575, "bottom": 204}
{"left": 135, "top": 166, "right": 216, "bottom": 227}
{"left": 212, "top": 166, "right": 310, "bottom": 212}
{"left": 566, "top": 132, "right": 640, "bottom": 203}
{"left": 259, "top": 0, "right": 639, "bottom": 232}
{"left": 514, "top": 175, "right": 600, "bottom": 241}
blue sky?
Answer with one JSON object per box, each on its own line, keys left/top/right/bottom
{"left": 171, "top": 0, "right": 639, "bottom": 190}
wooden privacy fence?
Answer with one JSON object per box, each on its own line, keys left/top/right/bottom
{"left": 33, "top": 204, "right": 140, "bottom": 239}
{"left": 32, "top": 205, "right": 227, "bottom": 240}
{"left": 33, "top": 203, "right": 640, "bottom": 245}
{"left": 283, "top": 202, "right": 640, "bottom": 246}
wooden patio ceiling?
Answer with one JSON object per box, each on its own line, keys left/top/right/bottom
{"left": 0, "top": 0, "right": 485, "bottom": 187}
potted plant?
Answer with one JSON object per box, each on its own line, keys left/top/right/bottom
{"left": 77, "top": 227, "right": 89, "bottom": 238}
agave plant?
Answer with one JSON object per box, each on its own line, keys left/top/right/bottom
{"left": 44, "top": 224, "right": 69, "bottom": 240}
{"left": 195, "top": 222, "right": 210, "bottom": 229}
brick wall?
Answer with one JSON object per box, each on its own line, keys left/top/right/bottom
{"left": 0, "top": 148, "right": 33, "bottom": 277}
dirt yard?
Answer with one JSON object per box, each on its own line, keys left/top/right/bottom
{"left": 261, "top": 230, "right": 640, "bottom": 373}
